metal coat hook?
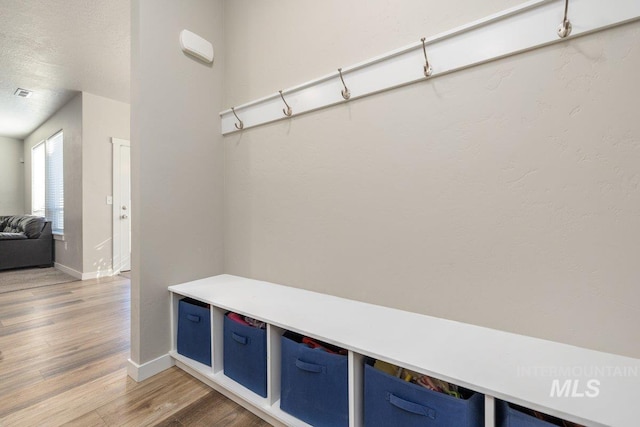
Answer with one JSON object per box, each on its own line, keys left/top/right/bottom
{"left": 231, "top": 107, "right": 244, "bottom": 130}
{"left": 279, "top": 90, "right": 293, "bottom": 117}
{"left": 421, "top": 38, "right": 433, "bottom": 77}
{"left": 557, "top": 0, "right": 572, "bottom": 38}
{"left": 338, "top": 68, "right": 351, "bottom": 100}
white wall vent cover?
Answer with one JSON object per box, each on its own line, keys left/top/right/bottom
{"left": 180, "top": 29, "right": 214, "bottom": 63}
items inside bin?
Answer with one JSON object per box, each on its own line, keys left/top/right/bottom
{"left": 284, "top": 331, "right": 348, "bottom": 355}
{"left": 226, "top": 311, "right": 266, "bottom": 329}
{"left": 369, "top": 359, "right": 474, "bottom": 399}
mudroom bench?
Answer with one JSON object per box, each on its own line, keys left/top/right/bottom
{"left": 168, "top": 274, "right": 639, "bottom": 427}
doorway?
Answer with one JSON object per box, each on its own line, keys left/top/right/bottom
{"left": 112, "top": 138, "right": 130, "bottom": 273}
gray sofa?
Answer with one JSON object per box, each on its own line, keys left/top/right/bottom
{"left": 0, "top": 215, "right": 54, "bottom": 271}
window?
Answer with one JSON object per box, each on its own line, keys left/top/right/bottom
{"left": 32, "top": 142, "right": 45, "bottom": 217}
{"left": 31, "top": 131, "right": 64, "bottom": 233}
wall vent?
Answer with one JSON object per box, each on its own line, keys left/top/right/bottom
{"left": 14, "top": 88, "right": 33, "bottom": 98}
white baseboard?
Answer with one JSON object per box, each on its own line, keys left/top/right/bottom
{"left": 54, "top": 263, "right": 83, "bottom": 280}
{"left": 54, "top": 263, "right": 115, "bottom": 281}
{"left": 81, "top": 268, "right": 115, "bottom": 280}
{"left": 127, "top": 354, "right": 174, "bottom": 382}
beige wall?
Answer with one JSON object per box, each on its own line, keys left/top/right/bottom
{"left": 24, "top": 93, "right": 83, "bottom": 273}
{"left": 223, "top": 0, "right": 523, "bottom": 106}
{"left": 82, "top": 92, "right": 130, "bottom": 275}
{"left": 0, "top": 136, "right": 25, "bottom": 215}
{"left": 131, "top": 0, "right": 225, "bottom": 364}
{"left": 223, "top": 1, "right": 640, "bottom": 358}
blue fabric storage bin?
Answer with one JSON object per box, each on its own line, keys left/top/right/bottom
{"left": 364, "top": 364, "right": 484, "bottom": 427}
{"left": 497, "top": 400, "right": 567, "bottom": 427}
{"left": 280, "top": 332, "right": 349, "bottom": 427}
{"left": 223, "top": 314, "right": 267, "bottom": 397}
{"left": 177, "top": 298, "right": 211, "bottom": 366}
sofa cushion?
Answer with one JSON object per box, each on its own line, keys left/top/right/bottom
{"left": 2, "top": 216, "right": 21, "bottom": 233}
{"left": 2, "top": 215, "right": 46, "bottom": 239}
{"left": 0, "top": 232, "right": 28, "bottom": 240}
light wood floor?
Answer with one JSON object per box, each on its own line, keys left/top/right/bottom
{"left": 0, "top": 274, "right": 271, "bottom": 426}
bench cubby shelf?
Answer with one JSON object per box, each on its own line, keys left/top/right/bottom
{"left": 169, "top": 274, "right": 639, "bottom": 427}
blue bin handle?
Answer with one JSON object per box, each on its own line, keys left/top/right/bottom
{"left": 386, "top": 392, "right": 436, "bottom": 419}
{"left": 295, "top": 358, "right": 325, "bottom": 373}
{"left": 232, "top": 332, "right": 248, "bottom": 345}
{"left": 186, "top": 314, "right": 200, "bottom": 323}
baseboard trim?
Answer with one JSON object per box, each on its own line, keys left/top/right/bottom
{"left": 54, "top": 263, "right": 115, "bottom": 281}
{"left": 127, "top": 354, "right": 174, "bottom": 382}
{"left": 54, "top": 263, "right": 83, "bottom": 280}
{"left": 81, "top": 269, "right": 115, "bottom": 280}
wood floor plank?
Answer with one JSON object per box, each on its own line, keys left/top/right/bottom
{"left": 0, "top": 365, "right": 44, "bottom": 395}
{"left": 0, "top": 350, "right": 129, "bottom": 417}
{"left": 1, "top": 293, "right": 128, "bottom": 326}
{"left": 0, "top": 318, "right": 55, "bottom": 337}
{"left": 153, "top": 417, "right": 183, "bottom": 427}
{"left": 39, "top": 336, "right": 130, "bottom": 379}
{"left": 62, "top": 410, "right": 107, "bottom": 427}
{"left": 0, "top": 369, "right": 129, "bottom": 426}
{"left": 171, "top": 391, "right": 271, "bottom": 427}
{"left": 95, "top": 367, "right": 210, "bottom": 427}
{"left": 0, "top": 291, "right": 73, "bottom": 310}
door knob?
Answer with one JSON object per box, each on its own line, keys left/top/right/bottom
{"left": 121, "top": 214, "right": 128, "bottom": 219}
{"left": 122, "top": 205, "right": 127, "bottom": 210}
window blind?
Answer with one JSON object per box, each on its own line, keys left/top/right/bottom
{"left": 45, "top": 131, "right": 64, "bottom": 233}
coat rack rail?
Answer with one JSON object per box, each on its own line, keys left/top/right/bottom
{"left": 220, "top": 0, "right": 640, "bottom": 135}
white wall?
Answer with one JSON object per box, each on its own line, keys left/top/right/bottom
{"left": 0, "top": 136, "right": 25, "bottom": 215}
{"left": 82, "top": 92, "right": 130, "bottom": 276}
{"left": 24, "top": 94, "right": 83, "bottom": 273}
{"left": 131, "top": 0, "right": 225, "bottom": 365}
{"left": 222, "top": 1, "right": 640, "bottom": 358}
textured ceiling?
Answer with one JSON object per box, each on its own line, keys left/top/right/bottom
{"left": 0, "top": 0, "right": 130, "bottom": 139}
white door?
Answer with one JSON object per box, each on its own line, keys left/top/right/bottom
{"left": 112, "top": 138, "right": 131, "bottom": 272}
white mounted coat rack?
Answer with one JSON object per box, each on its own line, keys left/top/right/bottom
{"left": 220, "top": 0, "right": 640, "bottom": 135}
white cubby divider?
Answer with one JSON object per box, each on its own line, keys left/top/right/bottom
{"left": 211, "top": 306, "right": 225, "bottom": 375}
{"left": 267, "top": 324, "right": 285, "bottom": 407}
{"left": 485, "top": 395, "right": 496, "bottom": 426}
{"left": 169, "top": 274, "right": 640, "bottom": 427}
{"left": 348, "top": 352, "right": 365, "bottom": 427}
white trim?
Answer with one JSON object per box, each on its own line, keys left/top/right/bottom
{"left": 80, "top": 268, "right": 115, "bottom": 280}
{"left": 54, "top": 262, "right": 82, "bottom": 280}
{"left": 220, "top": 0, "right": 640, "bottom": 134}
{"left": 54, "top": 262, "right": 114, "bottom": 280}
{"left": 127, "top": 354, "right": 174, "bottom": 382}
{"left": 112, "top": 138, "right": 131, "bottom": 274}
